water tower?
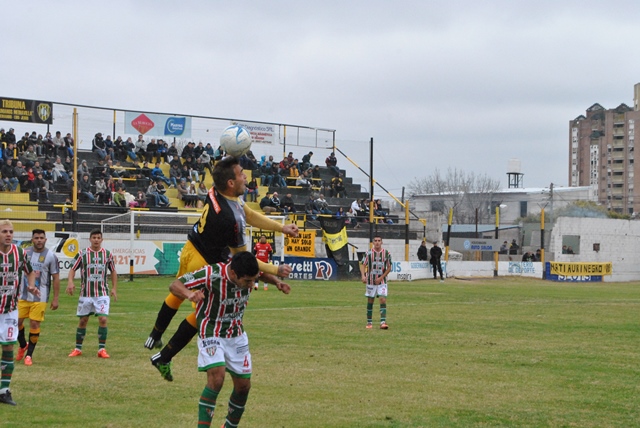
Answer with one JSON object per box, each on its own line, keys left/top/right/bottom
{"left": 507, "top": 158, "right": 524, "bottom": 188}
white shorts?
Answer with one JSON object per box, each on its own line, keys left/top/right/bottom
{"left": 197, "top": 332, "right": 252, "bottom": 378}
{"left": 365, "top": 283, "right": 388, "bottom": 298}
{"left": 0, "top": 310, "right": 19, "bottom": 345}
{"left": 76, "top": 296, "right": 111, "bottom": 317}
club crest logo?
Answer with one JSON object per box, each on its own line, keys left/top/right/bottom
{"left": 37, "top": 103, "right": 51, "bottom": 122}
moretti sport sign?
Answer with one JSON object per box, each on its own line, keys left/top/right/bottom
{"left": 0, "top": 96, "right": 53, "bottom": 124}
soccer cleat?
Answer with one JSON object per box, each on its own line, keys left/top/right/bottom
{"left": 97, "top": 349, "right": 110, "bottom": 359}
{"left": 263, "top": 286, "right": 268, "bottom": 291}
{"left": 366, "top": 323, "right": 373, "bottom": 329}
{"left": 151, "top": 356, "right": 174, "bottom": 382}
{"left": 0, "top": 389, "right": 16, "bottom": 406}
{"left": 24, "top": 356, "right": 32, "bottom": 366}
{"left": 380, "top": 322, "right": 389, "bottom": 330}
{"left": 440, "top": 279, "right": 444, "bottom": 283}
{"left": 68, "top": 349, "right": 83, "bottom": 357}
{"left": 15, "top": 345, "right": 27, "bottom": 361}
{"left": 144, "top": 336, "right": 164, "bottom": 350}
{"left": 253, "top": 284, "right": 258, "bottom": 290}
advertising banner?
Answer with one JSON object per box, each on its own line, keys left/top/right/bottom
{"left": 549, "top": 262, "right": 612, "bottom": 276}
{"left": 388, "top": 261, "right": 447, "bottom": 281}
{"left": 450, "top": 238, "right": 502, "bottom": 252}
{"left": 274, "top": 257, "right": 337, "bottom": 281}
{"left": 284, "top": 231, "right": 315, "bottom": 257}
{"left": 0, "top": 96, "right": 53, "bottom": 124}
{"left": 545, "top": 262, "right": 604, "bottom": 282}
{"left": 124, "top": 111, "right": 192, "bottom": 138}
{"left": 234, "top": 121, "right": 276, "bottom": 145}
{"left": 55, "top": 240, "right": 183, "bottom": 277}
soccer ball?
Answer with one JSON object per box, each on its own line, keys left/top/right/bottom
{"left": 220, "top": 125, "right": 252, "bottom": 158}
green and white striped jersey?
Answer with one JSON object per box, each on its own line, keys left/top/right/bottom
{"left": 0, "top": 244, "right": 33, "bottom": 314}
{"left": 71, "top": 247, "right": 115, "bottom": 297}
{"left": 361, "top": 248, "right": 392, "bottom": 285}
{"left": 179, "top": 263, "right": 251, "bottom": 339}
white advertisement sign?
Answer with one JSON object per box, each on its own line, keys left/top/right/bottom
{"left": 388, "top": 261, "right": 447, "bottom": 282}
{"left": 234, "top": 121, "right": 276, "bottom": 145}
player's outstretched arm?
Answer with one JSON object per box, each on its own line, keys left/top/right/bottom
{"left": 244, "top": 204, "right": 285, "bottom": 232}
{"left": 277, "top": 263, "right": 292, "bottom": 278}
{"left": 260, "top": 272, "right": 291, "bottom": 295}
{"left": 282, "top": 223, "right": 299, "bottom": 237}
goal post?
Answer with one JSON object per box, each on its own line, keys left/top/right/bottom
{"left": 101, "top": 210, "right": 287, "bottom": 277}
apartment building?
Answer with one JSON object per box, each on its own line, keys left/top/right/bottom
{"left": 569, "top": 84, "right": 640, "bottom": 215}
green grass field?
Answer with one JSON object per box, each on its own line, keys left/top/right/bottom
{"left": 3, "top": 276, "right": 639, "bottom": 427}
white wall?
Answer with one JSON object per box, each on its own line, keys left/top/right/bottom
{"left": 550, "top": 217, "right": 640, "bottom": 282}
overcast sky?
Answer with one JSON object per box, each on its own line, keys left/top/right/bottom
{"left": 3, "top": 1, "right": 640, "bottom": 198}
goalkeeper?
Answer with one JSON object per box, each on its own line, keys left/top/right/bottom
{"left": 146, "top": 156, "right": 298, "bottom": 381}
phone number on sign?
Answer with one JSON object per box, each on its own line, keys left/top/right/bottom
{"left": 113, "top": 255, "right": 147, "bottom": 265}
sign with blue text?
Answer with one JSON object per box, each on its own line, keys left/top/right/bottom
{"left": 450, "top": 238, "right": 501, "bottom": 252}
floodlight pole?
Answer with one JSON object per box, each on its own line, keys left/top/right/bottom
{"left": 72, "top": 108, "right": 78, "bottom": 231}
{"left": 368, "top": 137, "right": 374, "bottom": 245}
{"left": 494, "top": 206, "right": 499, "bottom": 277}
{"left": 541, "top": 208, "right": 546, "bottom": 279}
{"left": 282, "top": 125, "right": 287, "bottom": 159}
{"left": 129, "top": 210, "right": 135, "bottom": 282}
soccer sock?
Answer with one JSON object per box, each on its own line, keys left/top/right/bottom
{"left": 198, "top": 386, "right": 219, "bottom": 427}
{"left": 224, "top": 389, "right": 249, "bottom": 427}
{"left": 98, "top": 326, "right": 108, "bottom": 349}
{"left": 367, "top": 302, "right": 373, "bottom": 323}
{"left": 149, "top": 300, "right": 180, "bottom": 340}
{"left": 380, "top": 303, "right": 387, "bottom": 323}
{"left": 75, "top": 327, "right": 87, "bottom": 350}
{"left": 17, "top": 326, "right": 27, "bottom": 349}
{"left": 158, "top": 318, "right": 198, "bottom": 363}
{"left": 27, "top": 328, "right": 40, "bottom": 357}
{"left": 0, "top": 350, "right": 14, "bottom": 390}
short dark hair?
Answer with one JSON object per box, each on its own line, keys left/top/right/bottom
{"left": 229, "top": 251, "right": 259, "bottom": 278}
{"left": 212, "top": 156, "right": 239, "bottom": 191}
{"left": 89, "top": 229, "right": 102, "bottom": 238}
{"left": 31, "top": 229, "right": 46, "bottom": 236}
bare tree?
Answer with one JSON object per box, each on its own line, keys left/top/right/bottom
{"left": 408, "top": 168, "right": 501, "bottom": 223}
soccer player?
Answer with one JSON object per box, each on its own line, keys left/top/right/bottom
{"left": 253, "top": 234, "right": 273, "bottom": 290}
{"left": 169, "top": 251, "right": 289, "bottom": 427}
{"left": 146, "top": 156, "right": 299, "bottom": 381}
{"left": 360, "top": 235, "right": 392, "bottom": 330}
{"left": 66, "top": 229, "right": 118, "bottom": 358}
{"left": 0, "top": 220, "right": 37, "bottom": 406}
{"left": 16, "top": 229, "right": 60, "bottom": 366}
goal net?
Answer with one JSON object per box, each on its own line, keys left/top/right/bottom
{"left": 101, "top": 210, "right": 287, "bottom": 256}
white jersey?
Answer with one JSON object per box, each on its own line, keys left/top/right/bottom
{"left": 19, "top": 247, "right": 59, "bottom": 303}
